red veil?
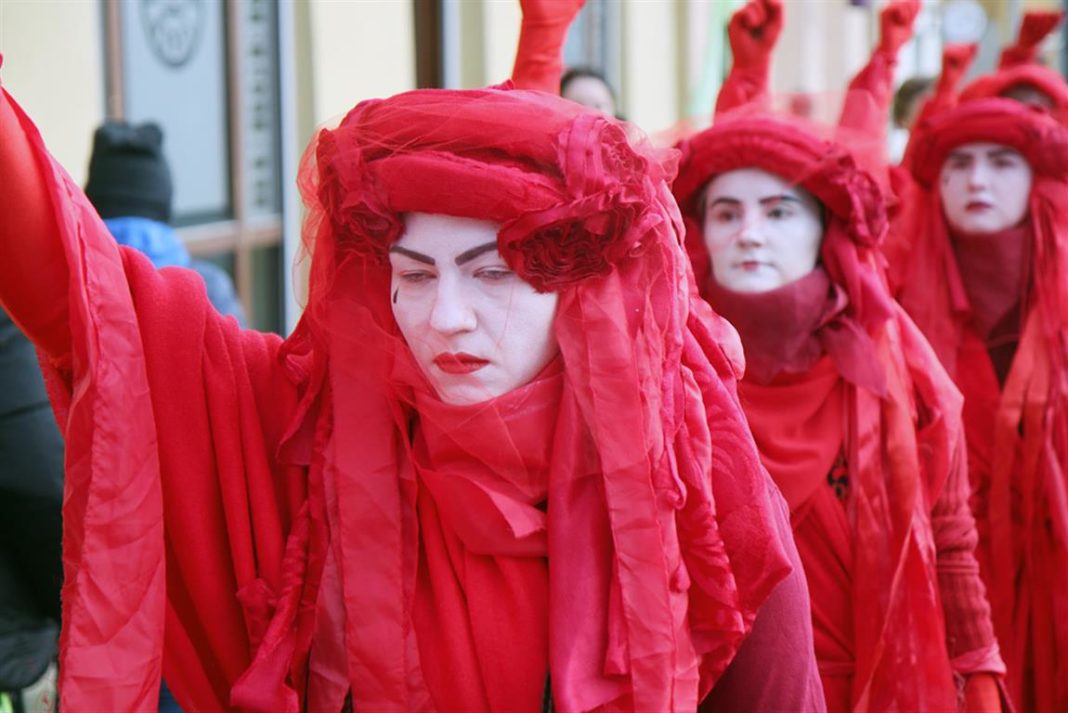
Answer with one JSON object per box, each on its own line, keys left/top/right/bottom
{"left": 0, "top": 79, "right": 794, "bottom": 711}
{"left": 895, "top": 98, "right": 1068, "bottom": 712}
{"left": 672, "top": 116, "right": 1001, "bottom": 711}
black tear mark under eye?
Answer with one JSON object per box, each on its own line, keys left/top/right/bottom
{"left": 392, "top": 288, "right": 399, "bottom": 304}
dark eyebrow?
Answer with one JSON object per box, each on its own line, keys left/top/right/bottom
{"left": 706, "top": 196, "right": 742, "bottom": 210}
{"left": 389, "top": 245, "right": 435, "bottom": 265}
{"left": 758, "top": 194, "right": 804, "bottom": 207}
{"left": 706, "top": 195, "right": 803, "bottom": 209}
{"left": 454, "top": 241, "right": 499, "bottom": 266}
{"left": 988, "top": 148, "right": 1022, "bottom": 159}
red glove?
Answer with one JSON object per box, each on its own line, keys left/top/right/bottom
{"left": 511, "top": 0, "right": 585, "bottom": 94}
{"left": 962, "top": 673, "right": 1001, "bottom": 712}
{"left": 877, "top": 0, "right": 921, "bottom": 56}
{"left": 999, "top": 10, "right": 1065, "bottom": 68}
{"left": 939, "top": 42, "right": 979, "bottom": 97}
{"left": 727, "top": 0, "right": 784, "bottom": 72}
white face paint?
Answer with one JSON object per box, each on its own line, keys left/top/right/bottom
{"left": 939, "top": 142, "right": 1033, "bottom": 234}
{"left": 701, "top": 168, "right": 824, "bottom": 293}
{"left": 389, "top": 213, "right": 560, "bottom": 405}
{"left": 561, "top": 75, "right": 616, "bottom": 116}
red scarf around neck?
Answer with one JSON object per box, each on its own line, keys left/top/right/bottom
{"left": 950, "top": 222, "right": 1032, "bottom": 344}
{"left": 705, "top": 268, "right": 885, "bottom": 395}
{"left": 409, "top": 366, "right": 563, "bottom": 712}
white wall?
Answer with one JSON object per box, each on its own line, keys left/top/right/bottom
{"left": 0, "top": 0, "right": 105, "bottom": 184}
{"left": 621, "top": 0, "right": 680, "bottom": 132}
{"left": 306, "top": 0, "right": 416, "bottom": 126}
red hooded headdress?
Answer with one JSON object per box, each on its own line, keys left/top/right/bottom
{"left": 899, "top": 97, "right": 1068, "bottom": 713}
{"left": 673, "top": 115, "right": 1002, "bottom": 711}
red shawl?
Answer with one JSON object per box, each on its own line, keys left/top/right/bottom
{"left": 897, "top": 98, "right": 1068, "bottom": 713}
{"left": 673, "top": 116, "right": 1002, "bottom": 711}
{"left": 0, "top": 81, "right": 794, "bottom": 711}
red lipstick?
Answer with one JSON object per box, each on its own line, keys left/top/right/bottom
{"left": 433, "top": 352, "right": 489, "bottom": 374}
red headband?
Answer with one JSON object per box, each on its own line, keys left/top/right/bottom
{"left": 907, "top": 98, "right": 1068, "bottom": 188}
{"left": 311, "top": 86, "right": 678, "bottom": 292}
{"left": 959, "top": 65, "right": 1068, "bottom": 126}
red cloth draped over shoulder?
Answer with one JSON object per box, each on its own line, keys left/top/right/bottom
{"left": 0, "top": 79, "right": 797, "bottom": 711}
{"left": 0, "top": 84, "right": 306, "bottom": 712}
{"left": 897, "top": 98, "right": 1068, "bottom": 713}
{"left": 673, "top": 116, "right": 1004, "bottom": 710}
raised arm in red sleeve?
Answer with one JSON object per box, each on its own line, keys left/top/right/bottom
{"left": 999, "top": 10, "right": 1064, "bottom": 68}
{"left": 714, "top": 0, "right": 783, "bottom": 117}
{"left": 902, "top": 43, "right": 977, "bottom": 169}
{"left": 510, "top": 0, "right": 585, "bottom": 93}
{"left": 0, "top": 81, "right": 72, "bottom": 363}
{"left": 838, "top": 0, "right": 920, "bottom": 145}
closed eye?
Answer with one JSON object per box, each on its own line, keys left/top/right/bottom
{"left": 399, "top": 270, "right": 435, "bottom": 284}
{"left": 474, "top": 266, "right": 515, "bottom": 282}
{"left": 709, "top": 208, "right": 740, "bottom": 223}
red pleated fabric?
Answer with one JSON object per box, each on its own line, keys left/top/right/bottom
{"left": 0, "top": 80, "right": 795, "bottom": 711}
{"left": 0, "top": 83, "right": 309, "bottom": 713}
{"left": 674, "top": 116, "right": 1003, "bottom": 711}
{"left": 896, "top": 98, "right": 1068, "bottom": 713}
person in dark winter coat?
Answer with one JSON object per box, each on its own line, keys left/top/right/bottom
{"left": 0, "top": 307, "right": 62, "bottom": 711}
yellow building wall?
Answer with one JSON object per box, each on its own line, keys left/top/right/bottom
{"left": 621, "top": 0, "right": 682, "bottom": 132}
{"left": 483, "top": 0, "right": 521, "bottom": 85}
{"left": 0, "top": 0, "right": 106, "bottom": 184}
{"left": 305, "top": 0, "right": 416, "bottom": 127}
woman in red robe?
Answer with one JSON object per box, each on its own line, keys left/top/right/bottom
{"left": 666, "top": 1, "right": 1004, "bottom": 709}
{"left": 0, "top": 61, "right": 824, "bottom": 711}
{"left": 671, "top": 112, "right": 1004, "bottom": 710}
{"left": 892, "top": 96, "right": 1068, "bottom": 713}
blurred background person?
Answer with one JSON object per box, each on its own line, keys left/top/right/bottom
{"left": 889, "top": 76, "right": 934, "bottom": 160}
{"left": 560, "top": 65, "right": 618, "bottom": 116}
{"left": 85, "top": 121, "right": 246, "bottom": 327}
{"left": 0, "top": 308, "right": 62, "bottom": 713}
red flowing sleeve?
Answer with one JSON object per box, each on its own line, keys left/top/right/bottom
{"left": 999, "top": 10, "right": 1064, "bottom": 68}
{"left": 0, "top": 75, "right": 305, "bottom": 712}
{"left": 714, "top": 0, "right": 783, "bottom": 117}
{"left": 837, "top": 0, "right": 920, "bottom": 157}
{"left": 899, "top": 317, "right": 1006, "bottom": 700}
{"left": 0, "top": 84, "right": 71, "bottom": 363}
{"left": 510, "top": 0, "right": 584, "bottom": 94}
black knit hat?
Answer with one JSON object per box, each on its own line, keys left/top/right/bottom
{"left": 85, "top": 121, "right": 173, "bottom": 223}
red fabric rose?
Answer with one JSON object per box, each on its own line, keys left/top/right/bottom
{"left": 499, "top": 113, "right": 667, "bottom": 291}
{"left": 498, "top": 192, "right": 657, "bottom": 291}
